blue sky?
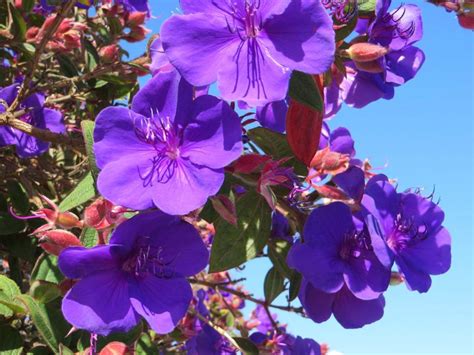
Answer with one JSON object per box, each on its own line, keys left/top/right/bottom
{"left": 125, "top": 1, "right": 473, "bottom": 353}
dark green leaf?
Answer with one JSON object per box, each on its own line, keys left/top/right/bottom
{"left": 7, "top": 180, "right": 29, "bottom": 214}
{"left": 58, "top": 172, "right": 96, "bottom": 212}
{"left": 288, "top": 272, "right": 302, "bottom": 302}
{"left": 30, "top": 281, "right": 61, "bottom": 304}
{"left": 0, "top": 276, "right": 26, "bottom": 315}
{"left": 31, "top": 253, "right": 64, "bottom": 284}
{"left": 0, "top": 212, "right": 26, "bottom": 235}
{"left": 80, "top": 227, "right": 98, "bottom": 248}
{"left": 81, "top": 120, "right": 98, "bottom": 179}
{"left": 335, "top": 12, "right": 359, "bottom": 42}
{"left": 17, "top": 295, "right": 59, "bottom": 352}
{"left": 56, "top": 54, "right": 80, "bottom": 78}
{"left": 84, "top": 39, "right": 99, "bottom": 72}
{"left": 135, "top": 333, "right": 155, "bottom": 354}
{"left": 289, "top": 71, "right": 323, "bottom": 112}
{"left": 10, "top": 4, "right": 26, "bottom": 40}
{"left": 0, "top": 325, "right": 22, "bottom": 355}
{"left": 233, "top": 337, "right": 259, "bottom": 354}
{"left": 264, "top": 267, "right": 285, "bottom": 304}
{"left": 268, "top": 239, "right": 294, "bottom": 279}
{"left": 97, "top": 323, "right": 143, "bottom": 351}
{"left": 210, "top": 191, "right": 271, "bottom": 272}
{"left": 358, "top": 0, "right": 376, "bottom": 12}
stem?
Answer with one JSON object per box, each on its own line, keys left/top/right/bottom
{"left": 8, "top": 0, "right": 76, "bottom": 112}
{"left": 190, "top": 279, "right": 305, "bottom": 315}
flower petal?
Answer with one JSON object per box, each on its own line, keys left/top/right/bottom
{"left": 261, "top": 0, "right": 334, "bottom": 74}
{"left": 181, "top": 95, "right": 243, "bottom": 169}
{"left": 97, "top": 152, "right": 156, "bottom": 211}
{"left": 256, "top": 99, "right": 288, "bottom": 133}
{"left": 58, "top": 245, "right": 126, "bottom": 279}
{"left": 333, "top": 286, "right": 385, "bottom": 329}
{"left": 129, "top": 276, "right": 192, "bottom": 334}
{"left": 299, "top": 279, "right": 335, "bottom": 324}
{"left": 400, "top": 192, "right": 445, "bottom": 233}
{"left": 93, "top": 107, "right": 152, "bottom": 168}
{"left": 217, "top": 39, "right": 291, "bottom": 106}
{"left": 62, "top": 270, "right": 139, "bottom": 335}
{"left": 151, "top": 159, "right": 224, "bottom": 215}
{"left": 161, "top": 13, "right": 237, "bottom": 87}
{"left": 385, "top": 47, "right": 425, "bottom": 85}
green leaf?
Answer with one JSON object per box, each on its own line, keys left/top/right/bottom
{"left": 209, "top": 191, "right": 271, "bottom": 273}
{"left": 7, "top": 180, "right": 29, "bottom": 214}
{"left": 31, "top": 253, "right": 64, "bottom": 284}
{"left": 80, "top": 227, "right": 98, "bottom": 248}
{"left": 289, "top": 71, "right": 323, "bottom": 112}
{"left": 16, "top": 295, "right": 59, "bottom": 352}
{"left": 0, "top": 274, "right": 26, "bottom": 314}
{"left": 335, "top": 12, "right": 359, "bottom": 42}
{"left": 0, "top": 212, "right": 26, "bottom": 235}
{"left": 58, "top": 344, "right": 74, "bottom": 355}
{"left": 56, "top": 54, "right": 80, "bottom": 78}
{"left": 288, "top": 272, "right": 302, "bottom": 302}
{"left": 58, "top": 172, "right": 96, "bottom": 212}
{"left": 84, "top": 39, "right": 99, "bottom": 72}
{"left": 268, "top": 239, "right": 294, "bottom": 279}
{"left": 0, "top": 325, "right": 23, "bottom": 355}
{"left": 10, "top": 4, "right": 26, "bottom": 40}
{"left": 135, "top": 333, "right": 155, "bottom": 354}
{"left": 264, "top": 267, "right": 285, "bottom": 304}
{"left": 81, "top": 120, "right": 99, "bottom": 180}
{"left": 97, "top": 323, "right": 143, "bottom": 350}
{"left": 232, "top": 337, "right": 259, "bottom": 355}
{"left": 247, "top": 127, "right": 292, "bottom": 160}
{"left": 358, "top": 0, "right": 376, "bottom": 12}
{"left": 30, "top": 281, "right": 61, "bottom": 304}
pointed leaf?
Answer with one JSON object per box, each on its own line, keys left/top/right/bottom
{"left": 58, "top": 172, "right": 96, "bottom": 212}
{"left": 264, "top": 267, "right": 285, "bottom": 304}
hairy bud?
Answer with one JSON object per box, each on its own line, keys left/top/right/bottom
{"left": 346, "top": 43, "right": 388, "bottom": 62}
{"left": 37, "top": 229, "right": 82, "bottom": 256}
{"left": 99, "top": 44, "right": 120, "bottom": 63}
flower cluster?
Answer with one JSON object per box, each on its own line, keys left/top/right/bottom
{"left": 0, "top": 0, "right": 458, "bottom": 353}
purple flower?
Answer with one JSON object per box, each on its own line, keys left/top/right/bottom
{"left": 363, "top": 175, "right": 452, "bottom": 293}
{"left": 58, "top": 210, "right": 209, "bottom": 335}
{"left": 282, "top": 335, "right": 321, "bottom": 355}
{"left": 161, "top": 0, "right": 335, "bottom": 106}
{"left": 255, "top": 99, "right": 288, "bottom": 133}
{"left": 93, "top": 71, "right": 242, "bottom": 215}
{"left": 117, "top": 0, "right": 150, "bottom": 14}
{"left": 0, "top": 83, "right": 64, "bottom": 158}
{"left": 39, "top": 0, "right": 92, "bottom": 12}
{"left": 186, "top": 325, "right": 236, "bottom": 355}
{"left": 288, "top": 202, "right": 390, "bottom": 301}
{"left": 299, "top": 279, "right": 386, "bottom": 329}
{"left": 149, "top": 37, "right": 174, "bottom": 76}
{"left": 326, "top": 0, "right": 425, "bottom": 111}
{"left": 271, "top": 211, "right": 293, "bottom": 242}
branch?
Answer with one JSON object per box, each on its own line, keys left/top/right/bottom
{"left": 0, "top": 111, "right": 84, "bottom": 152}
{"left": 190, "top": 279, "right": 305, "bottom": 315}
{"left": 8, "top": 0, "right": 76, "bottom": 112}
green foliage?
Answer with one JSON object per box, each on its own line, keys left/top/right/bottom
{"left": 233, "top": 337, "right": 259, "bottom": 354}
{"left": 81, "top": 120, "right": 99, "bottom": 180}
{"left": 58, "top": 172, "right": 96, "bottom": 212}
{"left": 0, "top": 325, "right": 23, "bottom": 355}
{"left": 264, "top": 267, "right": 285, "bottom": 304}
{"left": 0, "top": 275, "right": 26, "bottom": 316}
{"left": 210, "top": 190, "right": 272, "bottom": 272}
{"left": 31, "top": 253, "right": 64, "bottom": 285}
{"left": 289, "top": 71, "right": 323, "bottom": 112}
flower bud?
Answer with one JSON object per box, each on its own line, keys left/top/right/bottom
{"left": 309, "top": 147, "right": 350, "bottom": 176}
{"left": 100, "top": 342, "right": 132, "bottom": 355}
{"left": 37, "top": 229, "right": 82, "bottom": 256}
{"left": 390, "top": 271, "right": 405, "bottom": 286}
{"left": 99, "top": 44, "right": 120, "bottom": 63}
{"left": 354, "top": 59, "right": 385, "bottom": 73}
{"left": 56, "top": 211, "right": 83, "bottom": 229}
{"left": 26, "top": 27, "right": 40, "bottom": 41}
{"left": 346, "top": 43, "right": 388, "bottom": 62}
{"left": 126, "top": 11, "right": 147, "bottom": 27}
{"left": 457, "top": 13, "right": 474, "bottom": 30}
{"left": 123, "top": 25, "right": 150, "bottom": 43}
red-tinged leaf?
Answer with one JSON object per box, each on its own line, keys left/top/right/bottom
{"left": 211, "top": 195, "right": 237, "bottom": 225}
{"left": 99, "top": 342, "right": 131, "bottom": 355}
{"left": 286, "top": 99, "right": 323, "bottom": 166}
{"left": 229, "top": 154, "right": 271, "bottom": 174}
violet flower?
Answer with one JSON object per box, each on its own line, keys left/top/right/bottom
{"left": 0, "top": 83, "right": 64, "bottom": 158}
{"left": 93, "top": 71, "right": 242, "bottom": 215}
{"left": 363, "top": 175, "right": 452, "bottom": 292}
{"left": 117, "top": 0, "right": 150, "bottom": 14}
{"left": 161, "top": 0, "right": 335, "bottom": 106}
{"left": 300, "top": 279, "right": 386, "bottom": 329}
{"left": 255, "top": 98, "right": 288, "bottom": 133}
{"left": 287, "top": 202, "right": 390, "bottom": 301}
{"left": 58, "top": 210, "right": 209, "bottom": 335}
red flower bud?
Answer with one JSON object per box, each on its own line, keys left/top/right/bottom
{"left": 100, "top": 342, "right": 131, "bottom": 355}
{"left": 347, "top": 43, "right": 388, "bottom": 62}
{"left": 458, "top": 13, "right": 474, "bottom": 30}
{"left": 126, "top": 11, "right": 147, "bottom": 27}
{"left": 37, "top": 230, "right": 82, "bottom": 256}
{"left": 26, "top": 27, "right": 40, "bottom": 41}
{"left": 123, "top": 25, "right": 150, "bottom": 43}
{"left": 354, "top": 59, "right": 385, "bottom": 73}
{"left": 309, "top": 147, "right": 350, "bottom": 176}
{"left": 390, "top": 271, "right": 405, "bottom": 285}
{"left": 99, "top": 44, "right": 120, "bottom": 63}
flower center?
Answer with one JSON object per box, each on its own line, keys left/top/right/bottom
{"left": 387, "top": 213, "right": 428, "bottom": 252}
{"left": 122, "top": 236, "right": 174, "bottom": 279}
{"left": 134, "top": 113, "right": 182, "bottom": 186}
{"left": 376, "top": 5, "right": 417, "bottom": 41}
{"left": 214, "top": 0, "right": 262, "bottom": 39}
{"left": 338, "top": 230, "right": 370, "bottom": 261}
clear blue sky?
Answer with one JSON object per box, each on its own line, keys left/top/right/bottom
{"left": 126, "top": 1, "right": 473, "bottom": 353}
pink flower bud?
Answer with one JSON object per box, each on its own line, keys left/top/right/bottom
{"left": 99, "top": 44, "right": 120, "bottom": 63}
{"left": 26, "top": 27, "right": 40, "bottom": 41}
{"left": 458, "top": 13, "right": 474, "bottom": 29}
{"left": 126, "top": 11, "right": 147, "bottom": 27}
{"left": 56, "top": 211, "right": 83, "bottom": 229}
{"left": 123, "top": 25, "right": 150, "bottom": 43}
{"left": 14, "top": 0, "right": 22, "bottom": 9}
{"left": 390, "top": 272, "right": 405, "bottom": 285}
{"left": 347, "top": 43, "right": 388, "bottom": 62}
{"left": 37, "top": 230, "right": 82, "bottom": 256}
{"left": 309, "top": 147, "right": 350, "bottom": 176}
{"left": 99, "top": 342, "right": 131, "bottom": 355}
{"left": 354, "top": 59, "right": 385, "bottom": 73}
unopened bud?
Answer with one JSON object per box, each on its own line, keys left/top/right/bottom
{"left": 123, "top": 25, "right": 150, "bottom": 43}
{"left": 37, "top": 229, "right": 82, "bottom": 256}
{"left": 126, "top": 11, "right": 147, "bottom": 27}
{"left": 310, "top": 147, "right": 350, "bottom": 176}
{"left": 457, "top": 13, "right": 474, "bottom": 30}
{"left": 346, "top": 43, "right": 388, "bottom": 62}
{"left": 26, "top": 27, "right": 40, "bottom": 41}
{"left": 56, "top": 211, "right": 83, "bottom": 229}
{"left": 390, "top": 272, "right": 405, "bottom": 285}
{"left": 100, "top": 342, "right": 132, "bottom": 355}
{"left": 99, "top": 44, "right": 120, "bottom": 63}
{"left": 354, "top": 59, "right": 385, "bottom": 73}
